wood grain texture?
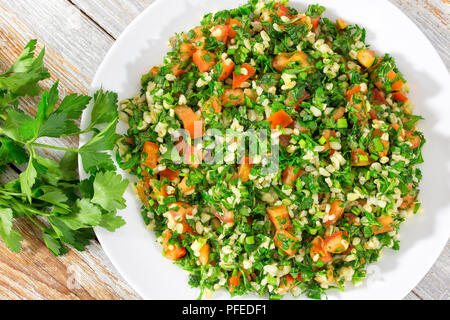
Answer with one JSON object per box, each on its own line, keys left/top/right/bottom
{"left": 70, "top": 0, "right": 155, "bottom": 39}
{"left": 412, "top": 241, "right": 450, "bottom": 300}
{"left": 0, "top": 0, "right": 448, "bottom": 300}
{"left": 0, "top": 0, "right": 139, "bottom": 300}
{"left": 391, "top": 0, "right": 450, "bottom": 68}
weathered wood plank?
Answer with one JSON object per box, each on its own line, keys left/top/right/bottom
{"left": 0, "top": 0, "right": 112, "bottom": 157}
{"left": 0, "top": 219, "right": 140, "bottom": 300}
{"left": 412, "top": 241, "right": 450, "bottom": 300}
{"left": 404, "top": 291, "right": 422, "bottom": 300}
{"left": 70, "top": 0, "right": 155, "bottom": 39}
{"left": 391, "top": 0, "right": 450, "bottom": 69}
{"left": 0, "top": 0, "right": 140, "bottom": 300}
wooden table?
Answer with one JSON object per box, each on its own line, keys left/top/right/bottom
{"left": 0, "top": 0, "right": 448, "bottom": 300}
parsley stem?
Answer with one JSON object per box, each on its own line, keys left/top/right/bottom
{"left": 31, "top": 143, "right": 79, "bottom": 153}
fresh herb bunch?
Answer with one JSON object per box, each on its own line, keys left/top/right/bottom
{"left": 0, "top": 40, "right": 128, "bottom": 255}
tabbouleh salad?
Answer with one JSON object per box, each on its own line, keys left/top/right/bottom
{"left": 117, "top": 0, "right": 425, "bottom": 299}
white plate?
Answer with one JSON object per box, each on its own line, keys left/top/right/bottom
{"left": 80, "top": 0, "right": 450, "bottom": 300}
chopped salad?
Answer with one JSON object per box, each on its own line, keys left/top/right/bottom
{"left": 117, "top": 0, "right": 425, "bottom": 299}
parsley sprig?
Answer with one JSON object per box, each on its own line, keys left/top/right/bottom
{"left": 0, "top": 40, "right": 128, "bottom": 255}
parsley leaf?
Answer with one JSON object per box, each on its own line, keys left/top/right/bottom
{"left": 0, "top": 208, "right": 23, "bottom": 252}
{"left": 89, "top": 89, "right": 119, "bottom": 129}
{"left": 91, "top": 171, "right": 129, "bottom": 212}
{"left": 79, "top": 119, "right": 119, "bottom": 173}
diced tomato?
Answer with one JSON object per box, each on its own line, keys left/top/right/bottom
{"left": 294, "top": 15, "right": 312, "bottom": 29}
{"left": 273, "top": 51, "right": 309, "bottom": 72}
{"left": 168, "top": 202, "right": 195, "bottom": 234}
{"left": 189, "top": 27, "right": 205, "bottom": 49}
{"left": 159, "top": 168, "right": 180, "bottom": 182}
{"left": 170, "top": 63, "right": 185, "bottom": 77}
{"left": 136, "top": 179, "right": 150, "bottom": 207}
{"left": 324, "top": 231, "right": 349, "bottom": 254}
{"left": 282, "top": 165, "right": 306, "bottom": 187}
{"left": 278, "top": 275, "right": 295, "bottom": 294}
{"left": 244, "top": 88, "right": 258, "bottom": 101}
{"left": 226, "top": 18, "right": 242, "bottom": 38}
{"left": 210, "top": 25, "right": 229, "bottom": 42}
{"left": 214, "top": 208, "right": 235, "bottom": 224}
{"left": 199, "top": 243, "right": 210, "bottom": 266}
{"left": 405, "top": 131, "right": 421, "bottom": 149}
{"left": 273, "top": 53, "right": 292, "bottom": 72}
{"left": 310, "top": 236, "right": 333, "bottom": 263}
{"left": 375, "top": 69, "right": 404, "bottom": 92}
{"left": 371, "top": 88, "right": 387, "bottom": 105}
{"left": 261, "top": 2, "right": 291, "bottom": 22}
{"left": 346, "top": 84, "right": 362, "bottom": 101}
{"left": 236, "top": 156, "right": 253, "bottom": 183}
{"left": 229, "top": 272, "right": 240, "bottom": 292}
{"left": 371, "top": 215, "right": 395, "bottom": 234}
{"left": 392, "top": 91, "right": 408, "bottom": 102}
{"left": 174, "top": 106, "right": 204, "bottom": 139}
{"left": 387, "top": 70, "right": 404, "bottom": 91}
{"left": 142, "top": 141, "right": 159, "bottom": 169}
{"left": 289, "top": 51, "right": 310, "bottom": 68}
{"left": 351, "top": 148, "right": 373, "bottom": 166}
{"left": 332, "top": 107, "right": 346, "bottom": 121}
{"left": 336, "top": 18, "right": 348, "bottom": 30}
{"left": 221, "top": 88, "right": 245, "bottom": 107}
{"left": 280, "top": 134, "right": 292, "bottom": 147}
{"left": 310, "top": 16, "right": 321, "bottom": 30}
{"left": 324, "top": 200, "right": 345, "bottom": 226}
{"left": 267, "top": 205, "right": 292, "bottom": 231}
{"left": 193, "top": 49, "right": 216, "bottom": 72}
{"left": 267, "top": 110, "right": 293, "bottom": 129}
{"left": 232, "top": 63, "right": 256, "bottom": 88}
{"left": 149, "top": 66, "right": 159, "bottom": 77}
{"left": 218, "top": 58, "right": 235, "bottom": 81}
{"left": 148, "top": 179, "right": 170, "bottom": 201}
{"left": 180, "top": 42, "right": 195, "bottom": 62}
{"left": 203, "top": 96, "right": 222, "bottom": 114}
{"left": 400, "top": 183, "right": 417, "bottom": 209}
{"left": 178, "top": 176, "right": 195, "bottom": 195}
{"left": 162, "top": 230, "right": 186, "bottom": 261}
{"left": 274, "top": 230, "right": 299, "bottom": 257}
{"left": 275, "top": 2, "right": 290, "bottom": 17}
{"left": 357, "top": 49, "right": 376, "bottom": 68}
